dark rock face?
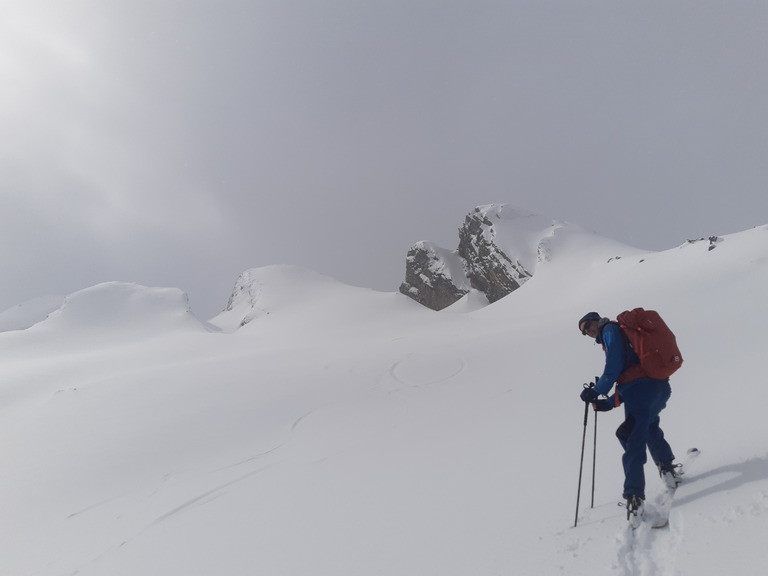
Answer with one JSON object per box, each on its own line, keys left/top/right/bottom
{"left": 399, "top": 205, "right": 539, "bottom": 310}
{"left": 457, "top": 209, "right": 532, "bottom": 304}
{"left": 399, "top": 242, "right": 469, "bottom": 311}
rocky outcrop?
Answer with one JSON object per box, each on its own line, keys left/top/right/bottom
{"left": 400, "top": 204, "right": 556, "bottom": 310}
{"left": 399, "top": 242, "right": 470, "bottom": 311}
{"left": 457, "top": 208, "right": 532, "bottom": 304}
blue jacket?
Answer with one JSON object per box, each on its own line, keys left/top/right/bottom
{"left": 594, "top": 322, "right": 641, "bottom": 397}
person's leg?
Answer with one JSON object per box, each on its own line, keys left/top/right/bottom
{"left": 619, "top": 380, "right": 661, "bottom": 500}
{"left": 621, "top": 403, "right": 650, "bottom": 500}
{"left": 647, "top": 380, "right": 675, "bottom": 467}
{"left": 616, "top": 413, "right": 634, "bottom": 450}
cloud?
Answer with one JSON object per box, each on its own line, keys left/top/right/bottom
{"left": 1, "top": 1, "right": 766, "bottom": 318}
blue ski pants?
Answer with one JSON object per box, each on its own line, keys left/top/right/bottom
{"left": 615, "top": 378, "right": 675, "bottom": 500}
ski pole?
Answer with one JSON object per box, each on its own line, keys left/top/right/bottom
{"left": 591, "top": 404, "right": 597, "bottom": 509}
{"left": 574, "top": 394, "right": 590, "bottom": 528}
{"left": 591, "top": 376, "right": 599, "bottom": 509}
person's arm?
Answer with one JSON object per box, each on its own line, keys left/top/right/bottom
{"left": 594, "top": 324, "right": 624, "bottom": 396}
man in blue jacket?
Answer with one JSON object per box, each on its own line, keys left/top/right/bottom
{"left": 577, "top": 311, "right": 680, "bottom": 522}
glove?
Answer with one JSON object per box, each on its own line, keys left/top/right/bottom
{"left": 592, "top": 399, "right": 613, "bottom": 412}
{"left": 580, "top": 387, "right": 598, "bottom": 403}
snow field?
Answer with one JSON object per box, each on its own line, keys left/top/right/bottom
{"left": 1, "top": 225, "right": 767, "bottom": 575}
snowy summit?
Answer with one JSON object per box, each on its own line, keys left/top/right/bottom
{"left": 400, "top": 203, "right": 638, "bottom": 310}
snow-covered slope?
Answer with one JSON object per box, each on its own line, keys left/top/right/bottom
{"left": 1, "top": 224, "right": 767, "bottom": 576}
{"left": 38, "top": 282, "right": 209, "bottom": 334}
{"left": 0, "top": 294, "right": 64, "bottom": 332}
{"left": 210, "top": 265, "right": 431, "bottom": 335}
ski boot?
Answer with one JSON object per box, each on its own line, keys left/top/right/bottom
{"left": 658, "top": 462, "right": 684, "bottom": 490}
{"left": 625, "top": 495, "right": 644, "bottom": 529}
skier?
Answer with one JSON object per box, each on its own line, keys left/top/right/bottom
{"left": 577, "top": 311, "right": 681, "bottom": 522}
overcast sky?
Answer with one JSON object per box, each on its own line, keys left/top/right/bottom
{"left": 2, "top": 0, "right": 766, "bottom": 318}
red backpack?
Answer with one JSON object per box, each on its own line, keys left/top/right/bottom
{"left": 616, "top": 308, "right": 683, "bottom": 382}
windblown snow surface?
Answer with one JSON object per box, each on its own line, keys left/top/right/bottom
{"left": 1, "top": 223, "right": 768, "bottom": 576}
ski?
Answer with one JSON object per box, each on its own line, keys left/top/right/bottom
{"left": 646, "top": 447, "right": 700, "bottom": 529}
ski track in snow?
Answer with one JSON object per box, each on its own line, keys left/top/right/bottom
{"left": 616, "top": 520, "right": 684, "bottom": 576}
{"left": 146, "top": 410, "right": 318, "bottom": 528}
{"left": 68, "top": 461, "right": 283, "bottom": 575}
{"left": 65, "top": 496, "right": 122, "bottom": 520}
{"left": 607, "top": 452, "right": 768, "bottom": 575}
{"left": 146, "top": 464, "right": 276, "bottom": 529}
{"left": 388, "top": 353, "right": 466, "bottom": 387}
{"left": 569, "top": 494, "right": 685, "bottom": 576}
{"left": 614, "top": 457, "right": 690, "bottom": 575}
{"left": 66, "top": 411, "right": 318, "bottom": 575}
